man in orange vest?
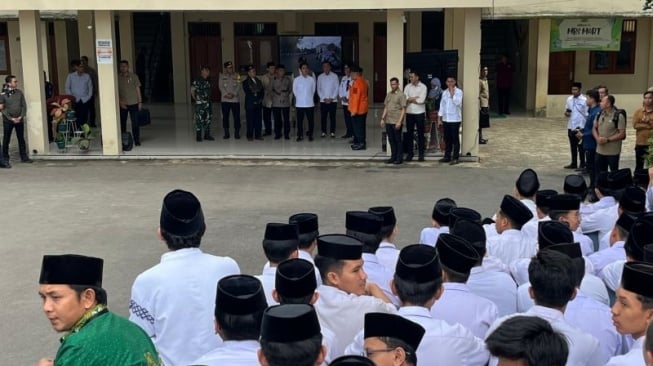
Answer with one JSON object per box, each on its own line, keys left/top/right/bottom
{"left": 349, "top": 66, "right": 369, "bottom": 150}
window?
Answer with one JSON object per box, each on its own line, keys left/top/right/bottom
{"left": 0, "top": 22, "right": 9, "bottom": 74}
{"left": 589, "top": 19, "right": 636, "bottom": 74}
{"left": 234, "top": 23, "right": 277, "bottom": 36}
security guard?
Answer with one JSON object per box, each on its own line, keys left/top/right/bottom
{"left": 190, "top": 66, "right": 214, "bottom": 142}
{"left": 219, "top": 61, "right": 242, "bottom": 139}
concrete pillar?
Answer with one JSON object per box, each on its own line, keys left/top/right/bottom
{"left": 407, "top": 11, "right": 422, "bottom": 52}
{"left": 39, "top": 21, "right": 50, "bottom": 81}
{"left": 170, "top": 12, "right": 188, "bottom": 104}
{"left": 93, "top": 10, "right": 121, "bottom": 155}
{"left": 6, "top": 21, "right": 23, "bottom": 82}
{"left": 386, "top": 10, "right": 405, "bottom": 157}
{"left": 77, "top": 11, "right": 95, "bottom": 67}
{"left": 451, "top": 9, "right": 466, "bottom": 84}
{"left": 118, "top": 11, "right": 135, "bottom": 66}
{"left": 647, "top": 19, "right": 653, "bottom": 89}
{"left": 525, "top": 19, "right": 538, "bottom": 112}
{"left": 222, "top": 20, "right": 235, "bottom": 68}
{"left": 18, "top": 11, "right": 49, "bottom": 156}
{"left": 443, "top": 9, "right": 454, "bottom": 49}
{"left": 54, "top": 21, "right": 70, "bottom": 94}
{"left": 534, "top": 18, "right": 550, "bottom": 117}
{"left": 460, "top": 8, "right": 481, "bottom": 159}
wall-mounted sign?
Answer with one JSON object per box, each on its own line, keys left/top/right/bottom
{"left": 96, "top": 39, "right": 114, "bottom": 64}
{"left": 551, "top": 18, "right": 623, "bottom": 52}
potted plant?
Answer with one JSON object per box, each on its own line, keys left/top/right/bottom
{"left": 54, "top": 132, "right": 66, "bottom": 150}
{"left": 49, "top": 97, "right": 73, "bottom": 137}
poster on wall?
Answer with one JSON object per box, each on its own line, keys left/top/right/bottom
{"left": 550, "top": 18, "right": 623, "bottom": 52}
{"left": 279, "top": 36, "right": 342, "bottom": 75}
{"left": 96, "top": 39, "right": 114, "bottom": 64}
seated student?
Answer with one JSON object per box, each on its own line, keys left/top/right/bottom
{"left": 563, "top": 174, "right": 592, "bottom": 215}
{"left": 362, "top": 313, "right": 425, "bottom": 366}
{"left": 345, "top": 244, "right": 489, "bottom": 365}
{"left": 419, "top": 198, "right": 456, "bottom": 246}
{"left": 512, "top": 168, "right": 540, "bottom": 219}
{"left": 289, "top": 213, "right": 322, "bottom": 285}
{"left": 451, "top": 208, "right": 508, "bottom": 274}
{"left": 37, "top": 255, "right": 162, "bottom": 366}
{"left": 191, "top": 275, "right": 268, "bottom": 366}
{"left": 547, "top": 193, "right": 594, "bottom": 255}
{"left": 256, "top": 223, "right": 300, "bottom": 305}
{"left": 588, "top": 213, "right": 636, "bottom": 275}
{"left": 258, "top": 304, "right": 326, "bottom": 366}
{"left": 487, "top": 250, "right": 604, "bottom": 366}
{"left": 596, "top": 185, "right": 647, "bottom": 251}
{"left": 431, "top": 233, "right": 499, "bottom": 339}
{"left": 646, "top": 321, "right": 653, "bottom": 366}
{"left": 606, "top": 262, "right": 653, "bottom": 365}
{"left": 486, "top": 316, "right": 569, "bottom": 366}
{"left": 329, "top": 356, "right": 376, "bottom": 366}
{"left": 313, "top": 234, "right": 396, "bottom": 354}
{"left": 369, "top": 206, "right": 400, "bottom": 273}
{"left": 485, "top": 195, "right": 534, "bottom": 266}
{"left": 521, "top": 189, "right": 558, "bottom": 246}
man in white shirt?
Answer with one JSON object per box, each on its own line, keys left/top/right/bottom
{"left": 338, "top": 63, "right": 354, "bottom": 139}
{"left": 564, "top": 174, "right": 593, "bottom": 215}
{"left": 313, "top": 234, "right": 396, "bottom": 353}
{"left": 345, "top": 244, "right": 490, "bottom": 365}
{"left": 547, "top": 193, "right": 595, "bottom": 255}
{"left": 129, "top": 190, "right": 240, "bottom": 366}
{"left": 438, "top": 76, "right": 463, "bottom": 165}
{"left": 192, "top": 275, "right": 267, "bottom": 366}
{"left": 361, "top": 313, "right": 425, "bottom": 366}
{"left": 419, "top": 198, "right": 456, "bottom": 246}
{"left": 606, "top": 262, "right": 653, "bottom": 365}
{"left": 564, "top": 81, "right": 588, "bottom": 170}
{"left": 431, "top": 233, "right": 499, "bottom": 338}
{"left": 513, "top": 169, "right": 540, "bottom": 218}
{"left": 521, "top": 189, "right": 557, "bottom": 246}
{"left": 596, "top": 182, "right": 647, "bottom": 251}
{"left": 293, "top": 62, "right": 317, "bottom": 141}
{"left": 588, "top": 213, "right": 634, "bottom": 275}
{"left": 317, "top": 61, "right": 340, "bottom": 138}
{"left": 403, "top": 71, "right": 428, "bottom": 162}
{"left": 486, "top": 250, "right": 604, "bottom": 366}
{"left": 369, "top": 206, "right": 400, "bottom": 273}
{"left": 256, "top": 223, "right": 299, "bottom": 306}
{"left": 486, "top": 195, "right": 535, "bottom": 266}
{"left": 289, "top": 212, "right": 322, "bottom": 285}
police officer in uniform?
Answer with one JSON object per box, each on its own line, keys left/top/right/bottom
{"left": 219, "top": 61, "right": 242, "bottom": 139}
{"left": 191, "top": 66, "right": 214, "bottom": 142}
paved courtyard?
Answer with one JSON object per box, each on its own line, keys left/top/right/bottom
{"left": 0, "top": 113, "right": 638, "bottom": 364}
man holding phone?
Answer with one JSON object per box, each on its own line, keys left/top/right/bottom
{"left": 564, "top": 82, "right": 588, "bottom": 170}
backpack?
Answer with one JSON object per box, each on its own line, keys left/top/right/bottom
{"left": 612, "top": 108, "right": 627, "bottom": 140}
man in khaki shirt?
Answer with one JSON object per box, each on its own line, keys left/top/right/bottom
{"left": 633, "top": 91, "right": 653, "bottom": 171}
{"left": 118, "top": 60, "right": 143, "bottom": 146}
{"left": 380, "top": 77, "right": 407, "bottom": 165}
{"left": 219, "top": 61, "right": 241, "bottom": 139}
{"left": 260, "top": 62, "right": 276, "bottom": 136}
{"left": 593, "top": 95, "right": 626, "bottom": 174}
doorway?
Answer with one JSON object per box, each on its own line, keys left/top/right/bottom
{"left": 373, "top": 23, "right": 387, "bottom": 103}
{"left": 548, "top": 51, "right": 575, "bottom": 94}
{"left": 188, "top": 22, "right": 222, "bottom": 102}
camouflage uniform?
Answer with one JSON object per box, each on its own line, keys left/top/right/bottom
{"left": 191, "top": 77, "right": 212, "bottom": 135}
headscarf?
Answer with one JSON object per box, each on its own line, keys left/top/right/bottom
{"left": 428, "top": 78, "right": 442, "bottom": 100}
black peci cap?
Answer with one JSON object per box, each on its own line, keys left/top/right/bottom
{"left": 160, "top": 189, "right": 206, "bottom": 236}
{"left": 260, "top": 304, "right": 321, "bottom": 342}
{"left": 395, "top": 244, "right": 442, "bottom": 283}
{"left": 39, "top": 254, "right": 103, "bottom": 287}
{"left": 215, "top": 275, "right": 267, "bottom": 315}
{"left": 317, "top": 234, "right": 363, "bottom": 260}
{"left": 516, "top": 169, "right": 540, "bottom": 197}
{"left": 275, "top": 258, "right": 317, "bottom": 298}
{"left": 436, "top": 233, "right": 480, "bottom": 274}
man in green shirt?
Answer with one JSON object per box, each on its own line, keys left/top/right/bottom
{"left": 37, "top": 254, "right": 161, "bottom": 366}
{"left": 191, "top": 66, "right": 215, "bottom": 142}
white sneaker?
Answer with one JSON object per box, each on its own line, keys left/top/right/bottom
{"left": 330, "top": 132, "right": 336, "bottom": 138}
{"left": 321, "top": 132, "right": 327, "bottom": 137}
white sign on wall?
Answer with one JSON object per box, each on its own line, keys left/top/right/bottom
{"left": 96, "top": 39, "right": 114, "bottom": 64}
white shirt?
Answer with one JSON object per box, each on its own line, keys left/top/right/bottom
{"left": 298, "top": 249, "right": 323, "bottom": 286}
{"left": 191, "top": 340, "right": 260, "bottom": 366}
{"left": 565, "top": 291, "right": 622, "bottom": 362}
{"left": 574, "top": 230, "right": 595, "bottom": 256}
{"left": 566, "top": 94, "right": 588, "bottom": 130}
{"left": 468, "top": 266, "right": 517, "bottom": 317}
{"left": 362, "top": 253, "right": 399, "bottom": 306}
{"left": 581, "top": 203, "right": 619, "bottom": 243}
{"left": 129, "top": 248, "right": 240, "bottom": 366}
{"left": 419, "top": 226, "right": 449, "bottom": 246}
{"left": 255, "top": 266, "right": 278, "bottom": 307}
{"left": 404, "top": 82, "right": 427, "bottom": 115}
{"left": 600, "top": 260, "right": 625, "bottom": 292}
{"left": 439, "top": 87, "right": 463, "bottom": 122}
{"left": 314, "top": 284, "right": 396, "bottom": 353}
{"left": 317, "top": 72, "right": 339, "bottom": 102}
{"left": 517, "top": 274, "right": 609, "bottom": 312}
{"left": 521, "top": 216, "right": 551, "bottom": 254}
{"left": 339, "top": 75, "right": 352, "bottom": 106}
{"left": 606, "top": 336, "right": 645, "bottom": 366}
{"left": 375, "top": 241, "right": 400, "bottom": 274}
{"left": 647, "top": 186, "right": 653, "bottom": 212}
{"left": 521, "top": 199, "right": 538, "bottom": 220}
{"left": 589, "top": 241, "right": 626, "bottom": 275}
{"left": 487, "top": 305, "right": 603, "bottom": 366}
{"left": 486, "top": 229, "right": 536, "bottom": 266}
{"left": 510, "top": 257, "right": 597, "bottom": 287}
{"left": 345, "top": 306, "right": 489, "bottom": 366}
{"left": 431, "top": 282, "right": 499, "bottom": 339}
{"left": 581, "top": 196, "right": 617, "bottom": 219}
{"left": 293, "top": 75, "right": 316, "bottom": 108}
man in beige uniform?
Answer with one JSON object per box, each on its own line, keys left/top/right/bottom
{"left": 260, "top": 62, "right": 276, "bottom": 136}
{"left": 592, "top": 95, "right": 626, "bottom": 175}
{"left": 380, "top": 77, "right": 407, "bottom": 165}
{"left": 479, "top": 66, "right": 490, "bottom": 144}
{"left": 219, "top": 61, "right": 242, "bottom": 139}
{"left": 118, "top": 60, "right": 143, "bottom": 146}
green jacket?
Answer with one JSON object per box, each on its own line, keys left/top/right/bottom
{"left": 55, "top": 309, "right": 161, "bottom": 366}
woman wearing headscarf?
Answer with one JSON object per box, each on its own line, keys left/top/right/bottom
{"left": 426, "top": 77, "right": 443, "bottom": 151}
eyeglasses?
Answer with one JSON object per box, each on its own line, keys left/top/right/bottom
{"left": 362, "top": 348, "right": 397, "bottom": 357}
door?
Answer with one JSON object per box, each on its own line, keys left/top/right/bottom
{"left": 548, "top": 51, "right": 575, "bottom": 94}
{"left": 373, "top": 23, "right": 387, "bottom": 103}
{"left": 234, "top": 36, "right": 279, "bottom": 74}
{"left": 189, "top": 35, "right": 222, "bottom": 102}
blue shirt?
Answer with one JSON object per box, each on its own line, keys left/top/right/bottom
{"left": 583, "top": 105, "right": 600, "bottom": 149}
{"left": 65, "top": 72, "right": 93, "bottom": 103}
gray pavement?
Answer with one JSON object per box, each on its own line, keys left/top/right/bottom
{"left": 0, "top": 114, "right": 639, "bottom": 364}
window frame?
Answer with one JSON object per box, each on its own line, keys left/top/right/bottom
{"left": 589, "top": 19, "right": 636, "bottom": 75}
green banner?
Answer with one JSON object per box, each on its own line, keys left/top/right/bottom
{"left": 551, "top": 18, "right": 623, "bottom": 52}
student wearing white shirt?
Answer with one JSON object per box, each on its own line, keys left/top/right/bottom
{"left": 646, "top": 322, "right": 653, "bottom": 366}
{"left": 513, "top": 168, "right": 540, "bottom": 219}
{"left": 129, "top": 190, "right": 240, "bottom": 366}
{"left": 317, "top": 61, "right": 340, "bottom": 137}
{"left": 256, "top": 223, "right": 300, "bottom": 306}
{"left": 313, "top": 234, "right": 396, "bottom": 354}
{"left": 485, "top": 195, "right": 535, "bottom": 266}
{"left": 361, "top": 313, "right": 425, "bottom": 366}
{"left": 403, "top": 71, "right": 428, "bottom": 162}
{"left": 431, "top": 233, "right": 499, "bottom": 339}
{"left": 588, "top": 213, "right": 635, "bottom": 275}
{"left": 192, "top": 275, "right": 267, "bottom": 366}
{"left": 596, "top": 185, "right": 648, "bottom": 251}
{"left": 369, "top": 206, "right": 400, "bottom": 273}
{"left": 486, "top": 250, "right": 603, "bottom": 366}
{"left": 438, "top": 76, "right": 463, "bottom": 165}
{"left": 419, "top": 198, "right": 456, "bottom": 246}
{"left": 345, "top": 244, "right": 490, "bottom": 365}
{"left": 346, "top": 211, "right": 399, "bottom": 306}
{"left": 293, "top": 62, "right": 317, "bottom": 141}
{"left": 564, "top": 82, "right": 588, "bottom": 170}
{"left": 289, "top": 212, "right": 322, "bottom": 285}
{"left": 581, "top": 170, "right": 631, "bottom": 247}
{"left": 547, "top": 194, "right": 594, "bottom": 255}
{"left": 606, "top": 262, "right": 653, "bottom": 365}
{"left": 521, "top": 189, "right": 557, "bottom": 246}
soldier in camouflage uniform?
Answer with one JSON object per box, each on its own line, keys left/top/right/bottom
{"left": 190, "top": 66, "right": 214, "bottom": 142}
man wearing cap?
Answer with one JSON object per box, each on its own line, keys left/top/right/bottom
{"left": 431, "top": 233, "right": 499, "bottom": 339}
{"left": 419, "top": 198, "right": 456, "bottom": 246}
{"left": 457, "top": 219, "right": 518, "bottom": 317}
{"left": 486, "top": 195, "right": 535, "bottom": 266}
{"left": 582, "top": 172, "right": 617, "bottom": 217}
{"left": 289, "top": 213, "right": 322, "bottom": 285}
{"left": 219, "top": 61, "right": 242, "bottom": 139}
{"left": 349, "top": 65, "right": 369, "bottom": 150}
{"left": 514, "top": 168, "right": 541, "bottom": 218}
{"left": 260, "top": 62, "right": 276, "bottom": 137}
{"left": 37, "top": 255, "right": 162, "bottom": 366}
{"left": 129, "top": 189, "right": 240, "bottom": 366}
{"left": 330, "top": 356, "right": 376, "bottom": 366}
{"left": 597, "top": 183, "right": 647, "bottom": 251}
{"left": 361, "top": 313, "right": 425, "bottom": 366}
{"left": 192, "top": 275, "right": 267, "bottom": 365}
{"left": 271, "top": 64, "right": 292, "bottom": 140}
{"left": 564, "top": 82, "right": 587, "bottom": 170}
{"left": 313, "top": 234, "right": 396, "bottom": 353}
{"left": 547, "top": 193, "right": 594, "bottom": 255}
{"left": 346, "top": 211, "right": 398, "bottom": 305}
{"left": 521, "top": 189, "right": 557, "bottom": 245}
{"left": 369, "top": 206, "right": 401, "bottom": 273}
{"left": 588, "top": 213, "right": 636, "bottom": 275}
{"left": 293, "top": 62, "right": 317, "bottom": 142}
{"left": 344, "top": 244, "right": 489, "bottom": 365}
{"left": 606, "top": 262, "right": 653, "bottom": 365}
{"left": 256, "top": 223, "right": 299, "bottom": 306}
{"left": 243, "top": 65, "right": 264, "bottom": 141}
{"left": 191, "top": 65, "right": 215, "bottom": 142}
{"left": 486, "top": 250, "right": 603, "bottom": 366}
{"left": 258, "top": 304, "right": 327, "bottom": 366}
{"left": 563, "top": 174, "right": 593, "bottom": 215}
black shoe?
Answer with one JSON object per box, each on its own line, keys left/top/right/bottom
{"left": 255, "top": 136, "right": 264, "bottom": 141}
{"left": 296, "top": 137, "right": 304, "bottom": 142}
{"left": 247, "top": 137, "right": 254, "bottom": 141}
{"left": 196, "top": 132, "right": 202, "bottom": 142}
{"left": 450, "top": 159, "right": 460, "bottom": 165}
{"left": 564, "top": 164, "right": 577, "bottom": 169}
{"left": 579, "top": 164, "right": 586, "bottom": 169}
{"left": 341, "top": 134, "right": 352, "bottom": 139}
{"left": 418, "top": 157, "right": 425, "bottom": 162}
{"left": 21, "top": 158, "right": 33, "bottom": 163}
{"left": 284, "top": 136, "right": 290, "bottom": 140}
{"left": 204, "top": 135, "right": 215, "bottom": 141}
{"left": 235, "top": 132, "right": 241, "bottom": 139}
{"left": 308, "top": 135, "right": 314, "bottom": 141}
{"left": 0, "top": 161, "right": 11, "bottom": 168}
{"left": 479, "top": 139, "right": 488, "bottom": 144}
{"left": 274, "top": 135, "right": 282, "bottom": 140}
{"left": 393, "top": 160, "right": 403, "bottom": 165}
{"left": 263, "top": 131, "right": 272, "bottom": 136}
{"left": 223, "top": 130, "right": 230, "bottom": 139}
{"left": 351, "top": 144, "right": 366, "bottom": 150}
{"left": 385, "top": 159, "right": 395, "bottom": 164}
{"left": 405, "top": 155, "right": 414, "bottom": 162}
{"left": 439, "top": 158, "right": 451, "bottom": 163}
{"left": 135, "top": 141, "right": 141, "bottom": 146}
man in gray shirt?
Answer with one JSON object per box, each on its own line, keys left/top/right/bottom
{"left": 65, "top": 59, "right": 93, "bottom": 128}
{"left": 0, "top": 75, "right": 31, "bottom": 167}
